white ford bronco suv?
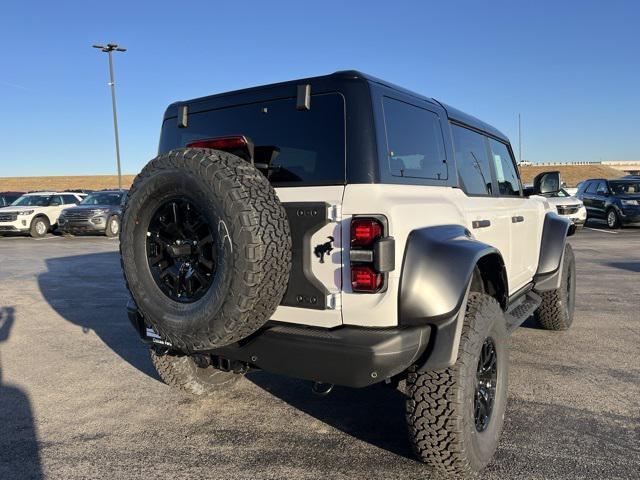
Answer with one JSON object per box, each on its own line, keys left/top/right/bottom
{"left": 0, "top": 191, "right": 85, "bottom": 237}
{"left": 122, "top": 71, "right": 576, "bottom": 477}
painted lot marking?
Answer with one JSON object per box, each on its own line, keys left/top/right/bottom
{"left": 585, "top": 227, "right": 618, "bottom": 235}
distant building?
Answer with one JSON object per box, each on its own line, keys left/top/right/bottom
{"left": 601, "top": 161, "right": 640, "bottom": 176}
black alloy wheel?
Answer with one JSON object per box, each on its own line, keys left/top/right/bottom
{"left": 146, "top": 198, "right": 216, "bottom": 303}
{"left": 474, "top": 337, "right": 498, "bottom": 432}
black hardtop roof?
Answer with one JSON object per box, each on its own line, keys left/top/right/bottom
{"left": 170, "top": 70, "right": 509, "bottom": 143}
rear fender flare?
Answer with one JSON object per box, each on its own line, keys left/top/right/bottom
{"left": 398, "top": 224, "right": 507, "bottom": 370}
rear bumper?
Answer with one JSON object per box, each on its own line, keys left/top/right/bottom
{"left": 127, "top": 302, "right": 431, "bottom": 388}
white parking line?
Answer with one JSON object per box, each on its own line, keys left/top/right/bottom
{"left": 585, "top": 227, "right": 618, "bottom": 235}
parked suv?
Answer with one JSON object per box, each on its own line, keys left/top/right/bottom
{"left": 0, "top": 191, "right": 24, "bottom": 207}
{"left": 576, "top": 178, "right": 640, "bottom": 228}
{"left": 58, "top": 189, "right": 127, "bottom": 237}
{"left": 121, "top": 71, "right": 575, "bottom": 478}
{"left": 0, "top": 191, "right": 84, "bottom": 237}
{"left": 544, "top": 188, "right": 587, "bottom": 228}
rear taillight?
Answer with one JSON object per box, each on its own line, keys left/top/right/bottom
{"left": 350, "top": 218, "right": 383, "bottom": 247}
{"left": 187, "top": 135, "right": 247, "bottom": 150}
{"left": 351, "top": 265, "right": 383, "bottom": 292}
{"left": 350, "top": 217, "right": 389, "bottom": 293}
{"left": 186, "top": 135, "right": 254, "bottom": 161}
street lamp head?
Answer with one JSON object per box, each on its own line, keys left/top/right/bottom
{"left": 92, "top": 43, "right": 127, "bottom": 53}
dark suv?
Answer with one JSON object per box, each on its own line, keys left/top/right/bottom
{"left": 58, "top": 190, "right": 128, "bottom": 236}
{"left": 0, "top": 191, "right": 24, "bottom": 207}
{"left": 576, "top": 178, "right": 640, "bottom": 228}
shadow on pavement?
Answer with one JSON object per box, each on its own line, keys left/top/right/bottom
{"left": 246, "top": 370, "right": 417, "bottom": 461}
{"left": 0, "top": 306, "right": 44, "bottom": 480}
{"left": 604, "top": 261, "right": 640, "bottom": 273}
{"left": 37, "top": 251, "right": 157, "bottom": 379}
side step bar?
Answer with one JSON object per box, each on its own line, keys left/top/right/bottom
{"left": 505, "top": 290, "right": 542, "bottom": 332}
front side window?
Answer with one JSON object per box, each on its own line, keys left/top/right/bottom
{"left": 610, "top": 181, "right": 640, "bottom": 194}
{"left": 452, "top": 125, "right": 493, "bottom": 195}
{"left": 49, "top": 195, "right": 63, "bottom": 206}
{"left": 489, "top": 139, "right": 520, "bottom": 196}
{"left": 382, "top": 97, "right": 447, "bottom": 180}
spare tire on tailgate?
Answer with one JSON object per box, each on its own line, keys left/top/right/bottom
{"left": 120, "top": 148, "right": 291, "bottom": 352}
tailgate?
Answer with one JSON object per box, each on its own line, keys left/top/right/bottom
{"left": 271, "top": 186, "right": 344, "bottom": 328}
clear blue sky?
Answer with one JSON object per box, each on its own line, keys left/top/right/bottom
{"left": 1, "top": 0, "right": 638, "bottom": 176}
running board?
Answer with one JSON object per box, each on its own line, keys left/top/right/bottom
{"left": 505, "top": 291, "right": 542, "bottom": 332}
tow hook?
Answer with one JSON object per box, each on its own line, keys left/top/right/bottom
{"left": 311, "top": 382, "right": 334, "bottom": 396}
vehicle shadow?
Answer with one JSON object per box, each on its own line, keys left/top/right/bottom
{"left": 604, "top": 261, "right": 640, "bottom": 273}
{"left": 0, "top": 306, "right": 44, "bottom": 480}
{"left": 246, "top": 370, "right": 417, "bottom": 461}
{"left": 36, "top": 251, "right": 157, "bottom": 379}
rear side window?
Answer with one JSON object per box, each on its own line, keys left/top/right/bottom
{"left": 595, "top": 181, "right": 608, "bottom": 194}
{"left": 488, "top": 139, "right": 520, "bottom": 196}
{"left": 159, "top": 93, "right": 345, "bottom": 186}
{"left": 62, "top": 195, "right": 78, "bottom": 204}
{"left": 452, "top": 125, "right": 493, "bottom": 195}
{"left": 584, "top": 181, "right": 596, "bottom": 194}
{"left": 382, "top": 97, "right": 447, "bottom": 180}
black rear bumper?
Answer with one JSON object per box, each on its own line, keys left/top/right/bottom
{"left": 127, "top": 302, "right": 430, "bottom": 388}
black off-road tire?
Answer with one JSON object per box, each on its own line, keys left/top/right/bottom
{"left": 29, "top": 216, "right": 50, "bottom": 238}
{"left": 105, "top": 215, "right": 120, "bottom": 237}
{"left": 406, "top": 293, "right": 509, "bottom": 477}
{"left": 537, "top": 243, "right": 576, "bottom": 330}
{"left": 120, "top": 148, "right": 291, "bottom": 352}
{"left": 150, "top": 349, "right": 241, "bottom": 395}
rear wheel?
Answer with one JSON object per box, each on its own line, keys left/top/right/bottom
{"left": 606, "top": 208, "right": 620, "bottom": 229}
{"left": 537, "top": 243, "right": 576, "bottom": 330}
{"left": 150, "top": 349, "right": 242, "bottom": 395}
{"left": 406, "top": 293, "right": 508, "bottom": 477}
{"left": 29, "top": 216, "right": 49, "bottom": 238}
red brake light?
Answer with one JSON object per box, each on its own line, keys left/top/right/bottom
{"left": 350, "top": 218, "right": 383, "bottom": 247}
{"left": 351, "top": 265, "right": 383, "bottom": 293}
{"left": 187, "top": 135, "right": 248, "bottom": 151}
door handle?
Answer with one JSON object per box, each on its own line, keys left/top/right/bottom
{"left": 472, "top": 220, "right": 491, "bottom": 229}
{"left": 511, "top": 216, "right": 524, "bottom": 223}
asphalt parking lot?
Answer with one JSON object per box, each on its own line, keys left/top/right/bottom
{"left": 0, "top": 224, "right": 638, "bottom": 480}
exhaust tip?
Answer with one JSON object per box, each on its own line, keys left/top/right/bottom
{"left": 311, "top": 382, "right": 334, "bottom": 396}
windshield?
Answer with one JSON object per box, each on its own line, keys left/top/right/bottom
{"left": 609, "top": 181, "right": 640, "bottom": 195}
{"left": 80, "top": 192, "right": 124, "bottom": 206}
{"left": 12, "top": 195, "right": 52, "bottom": 207}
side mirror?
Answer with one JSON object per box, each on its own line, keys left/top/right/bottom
{"left": 533, "top": 171, "right": 561, "bottom": 195}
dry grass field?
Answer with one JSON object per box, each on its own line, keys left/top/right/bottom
{"left": 519, "top": 164, "right": 623, "bottom": 186}
{"left": 0, "top": 164, "right": 626, "bottom": 193}
{"left": 0, "top": 175, "right": 136, "bottom": 192}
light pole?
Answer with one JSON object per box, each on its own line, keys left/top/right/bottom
{"left": 92, "top": 43, "right": 126, "bottom": 189}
